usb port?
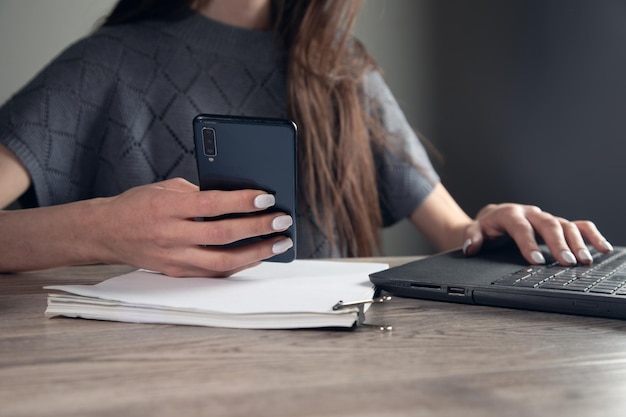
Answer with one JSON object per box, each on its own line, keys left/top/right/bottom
{"left": 447, "top": 286, "right": 465, "bottom": 296}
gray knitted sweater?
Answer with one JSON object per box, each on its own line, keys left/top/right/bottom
{"left": 0, "top": 12, "right": 439, "bottom": 258}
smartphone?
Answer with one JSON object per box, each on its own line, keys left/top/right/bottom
{"left": 193, "top": 114, "right": 297, "bottom": 262}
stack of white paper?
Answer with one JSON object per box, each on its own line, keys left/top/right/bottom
{"left": 45, "top": 260, "right": 388, "bottom": 329}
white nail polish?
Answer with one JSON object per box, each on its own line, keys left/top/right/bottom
{"left": 531, "top": 250, "right": 546, "bottom": 264}
{"left": 600, "top": 239, "right": 614, "bottom": 252}
{"left": 578, "top": 248, "right": 593, "bottom": 263}
{"left": 254, "top": 194, "right": 275, "bottom": 209}
{"left": 272, "top": 215, "right": 293, "bottom": 231}
{"left": 272, "top": 238, "right": 293, "bottom": 254}
{"left": 561, "top": 250, "right": 577, "bottom": 265}
{"left": 462, "top": 238, "right": 472, "bottom": 255}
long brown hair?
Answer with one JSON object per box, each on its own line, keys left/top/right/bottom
{"left": 104, "top": 0, "right": 385, "bottom": 257}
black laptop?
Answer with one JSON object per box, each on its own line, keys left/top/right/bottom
{"left": 370, "top": 243, "right": 626, "bottom": 320}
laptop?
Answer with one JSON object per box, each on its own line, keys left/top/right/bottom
{"left": 370, "top": 242, "right": 626, "bottom": 320}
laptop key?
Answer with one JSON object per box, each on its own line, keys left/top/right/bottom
{"left": 515, "top": 279, "right": 544, "bottom": 288}
{"left": 540, "top": 279, "right": 574, "bottom": 289}
{"left": 614, "top": 287, "right": 626, "bottom": 296}
{"left": 561, "top": 283, "right": 591, "bottom": 292}
{"left": 589, "top": 287, "right": 617, "bottom": 294}
{"left": 540, "top": 282, "right": 570, "bottom": 290}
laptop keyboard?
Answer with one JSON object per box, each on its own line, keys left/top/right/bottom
{"left": 492, "top": 249, "right": 626, "bottom": 296}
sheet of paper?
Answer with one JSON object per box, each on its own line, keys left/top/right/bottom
{"left": 45, "top": 260, "right": 389, "bottom": 315}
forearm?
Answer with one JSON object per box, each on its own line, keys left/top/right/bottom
{"left": 409, "top": 183, "right": 473, "bottom": 252}
{"left": 415, "top": 213, "right": 471, "bottom": 253}
{"left": 0, "top": 198, "right": 111, "bottom": 272}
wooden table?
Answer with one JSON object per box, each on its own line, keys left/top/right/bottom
{"left": 2, "top": 258, "right": 626, "bottom": 417}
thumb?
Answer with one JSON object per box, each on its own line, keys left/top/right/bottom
{"left": 462, "top": 222, "right": 484, "bottom": 257}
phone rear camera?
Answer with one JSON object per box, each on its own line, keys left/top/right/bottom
{"left": 202, "top": 127, "right": 217, "bottom": 157}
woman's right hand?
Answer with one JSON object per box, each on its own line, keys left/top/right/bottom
{"left": 95, "top": 178, "right": 293, "bottom": 277}
{"left": 0, "top": 177, "right": 293, "bottom": 276}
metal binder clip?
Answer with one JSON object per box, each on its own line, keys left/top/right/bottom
{"left": 332, "top": 295, "right": 392, "bottom": 311}
{"left": 332, "top": 295, "right": 392, "bottom": 331}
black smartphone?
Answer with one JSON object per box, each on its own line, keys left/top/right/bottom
{"left": 193, "top": 114, "right": 297, "bottom": 262}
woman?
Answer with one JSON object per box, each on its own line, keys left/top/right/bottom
{"left": 0, "top": 0, "right": 613, "bottom": 277}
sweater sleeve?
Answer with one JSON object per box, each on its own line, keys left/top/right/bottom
{"left": 0, "top": 33, "right": 123, "bottom": 207}
{"left": 363, "top": 71, "right": 441, "bottom": 227}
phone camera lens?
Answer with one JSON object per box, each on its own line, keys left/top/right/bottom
{"left": 202, "top": 127, "right": 217, "bottom": 157}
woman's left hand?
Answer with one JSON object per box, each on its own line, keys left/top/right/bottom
{"left": 463, "top": 203, "right": 614, "bottom": 266}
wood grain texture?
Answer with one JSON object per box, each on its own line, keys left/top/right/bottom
{"left": 2, "top": 259, "right": 626, "bottom": 417}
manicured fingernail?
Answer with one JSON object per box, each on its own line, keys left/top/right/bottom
{"left": 600, "top": 239, "right": 614, "bottom": 252}
{"left": 272, "top": 237, "right": 293, "bottom": 254}
{"left": 271, "top": 215, "right": 293, "bottom": 231}
{"left": 561, "top": 250, "right": 577, "bottom": 265}
{"left": 462, "top": 238, "right": 472, "bottom": 255}
{"left": 254, "top": 194, "right": 275, "bottom": 209}
{"left": 531, "top": 250, "right": 546, "bottom": 264}
{"left": 577, "top": 248, "right": 593, "bottom": 263}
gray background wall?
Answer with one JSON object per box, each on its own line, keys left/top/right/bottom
{"left": 2, "top": 1, "right": 623, "bottom": 255}
{"left": 424, "top": 0, "right": 626, "bottom": 248}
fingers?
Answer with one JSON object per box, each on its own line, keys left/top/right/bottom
{"left": 155, "top": 177, "right": 199, "bottom": 192}
{"left": 461, "top": 222, "right": 483, "bottom": 257}
{"left": 573, "top": 220, "right": 614, "bottom": 253}
{"left": 524, "top": 211, "right": 613, "bottom": 266}
{"left": 526, "top": 211, "right": 584, "bottom": 265}
{"left": 117, "top": 179, "right": 277, "bottom": 220}
{"left": 147, "top": 235, "right": 294, "bottom": 278}
{"left": 175, "top": 212, "right": 293, "bottom": 246}
{"left": 107, "top": 180, "right": 295, "bottom": 277}
{"left": 470, "top": 204, "right": 543, "bottom": 264}
{"left": 175, "top": 189, "right": 278, "bottom": 219}
{"left": 147, "top": 193, "right": 294, "bottom": 276}
{"left": 471, "top": 203, "right": 613, "bottom": 266}
{"left": 498, "top": 206, "right": 549, "bottom": 265}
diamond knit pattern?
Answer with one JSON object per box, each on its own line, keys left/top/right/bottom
{"left": 0, "top": 14, "right": 288, "bottom": 206}
{"left": 0, "top": 13, "right": 438, "bottom": 258}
